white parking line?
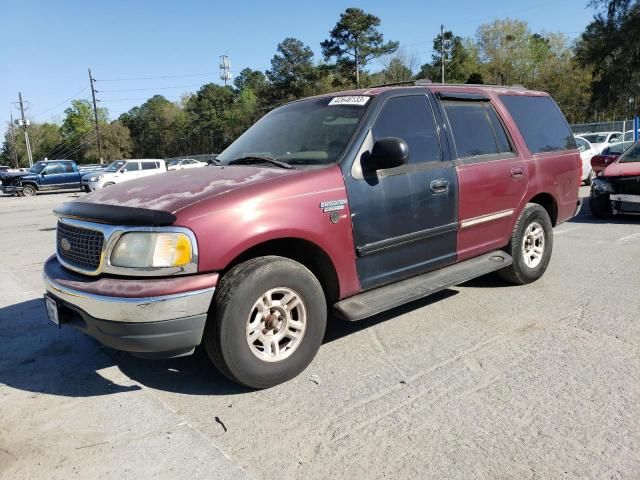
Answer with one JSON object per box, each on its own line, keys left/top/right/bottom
{"left": 617, "top": 232, "right": 640, "bottom": 243}
{"left": 554, "top": 226, "right": 581, "bottom": 236}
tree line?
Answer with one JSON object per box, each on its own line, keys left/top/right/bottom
{"left": 2, "top": 1, "right": 639, "bottom": 166}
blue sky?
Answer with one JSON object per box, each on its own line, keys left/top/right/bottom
{"left": 1, "top": 0, "right": 596, "bottom": 127}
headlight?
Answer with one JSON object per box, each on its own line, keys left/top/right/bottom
{"left": 110, "top": 232, "right": 193, "bottom": 268}
{"left": 89, "top": 175, "right": 103, "bottom": 182}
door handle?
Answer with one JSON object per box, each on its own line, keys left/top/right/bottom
{"left": 511, "top": 166, "right": 524, "bottom": 178}
{"left": 430, "top": 179, "right": 449, "bottom": 194}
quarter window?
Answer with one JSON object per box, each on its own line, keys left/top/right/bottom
{"left": 500, "top": 95, "right": 575, "bottom": 153}
{"left": 372, "top": 95, "right": 441, "bottom": 164}
{"left": 141, "top": 162, "right": 158, "bottom": 170}
{"left": 442, "top": 101, "right": 513, "bottom": 158}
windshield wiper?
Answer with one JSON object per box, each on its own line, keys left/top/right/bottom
{"left": 227, "top": 155, "right": 292, "bottom": 169}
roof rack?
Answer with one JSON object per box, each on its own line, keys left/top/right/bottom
{"left": 368, "top": 79, "right": 526, "bottom": 90}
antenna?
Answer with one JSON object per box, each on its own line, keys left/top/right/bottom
{"left": 219, "top": 55, "right": 232, "bottom": 85}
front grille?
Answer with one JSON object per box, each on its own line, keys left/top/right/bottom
{"left": 57, "top": 221, "right": 105, "bottom": 271}
{"left": 613, "top": 177, "right": 640, "bottom": 195}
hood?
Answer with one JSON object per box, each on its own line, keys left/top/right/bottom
{"left": 0, "top": 171, "right": 33, "bottom": 180}
{"left": 604, "top": 160, "right": 640, "bottom": 177}
{"left": 79, "top": 166, "right": 298, "bottom": 213}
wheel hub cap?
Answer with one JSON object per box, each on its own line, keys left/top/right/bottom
{"left": 246, "top": 287, "right": 307, "bottom": 362}
{"left": 522, "top": 221, "right": 545, "bottom": 268}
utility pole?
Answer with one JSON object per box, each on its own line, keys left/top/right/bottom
{"left": 17, "top": 92, "right": 33, "bottom": 167}
{"left": 219, "top": 55, "right": 232, "bottom": 86}
{"left": 88, "top": 68, "right": 104, "bottom": 163}
{"left": 440, "top": 24, "right": 445, "bottom": 84}
{"left": 9, "top": 114, "right": 19, "bottom": 168}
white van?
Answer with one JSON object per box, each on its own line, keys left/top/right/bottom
{"left": 83, "top": 159, "right": 166, "bottom": 191}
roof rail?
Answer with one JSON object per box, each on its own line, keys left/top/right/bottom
{"left": 367, "top": 79, "right": 527, "bottom": 90}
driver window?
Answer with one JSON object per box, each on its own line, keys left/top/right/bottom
{"left": 372, "top": 96, "right": 441, "bottom": 164}
{"left": 122, "top": 162, "right": 140, "bottom": 172}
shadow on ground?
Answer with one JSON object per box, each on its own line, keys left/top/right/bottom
{"left": 0, "top": 289, "right": 462, "bottom": 398}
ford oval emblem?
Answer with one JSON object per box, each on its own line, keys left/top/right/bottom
{"left": 60, "top": 237, "right": 71, "bottom": 252}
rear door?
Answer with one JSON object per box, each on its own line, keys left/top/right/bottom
{"left": 437, "top": 93, "right": 527, "bottom": 261}
{"left": 140, "top": 161, "right": 160, "bottom": 178}
{"left": 346, "top": 92, "right": 459, "bottom": 290}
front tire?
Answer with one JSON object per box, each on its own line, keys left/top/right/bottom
{"left": 21, "top": 184, "right": 36, "bottom": 197}
{"left": 204, "top": 256, "right": 327, "bottom": 389}
{"left": 498, "top": 203, "right": 553, "bottom": 285}
{"left": 590, "top": 193, "right": 612, "bottom": 218}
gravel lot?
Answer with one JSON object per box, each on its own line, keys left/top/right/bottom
{"left": 1, "top": 187, "right": 639, "bottom": 479}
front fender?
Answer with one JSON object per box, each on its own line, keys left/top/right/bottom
{"left": 174, "top": 166, "right": 361, "bottom": 298}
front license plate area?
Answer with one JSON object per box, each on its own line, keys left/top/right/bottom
{"left": 45, "top": 295, "right": 60, "bottom": 327}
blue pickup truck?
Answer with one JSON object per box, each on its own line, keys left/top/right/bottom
{"left": 0, "top": 160, "right": 103, "bottom": 197}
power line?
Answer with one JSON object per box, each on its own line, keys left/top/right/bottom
{"left": 99, "top": 84, "right": 205, "bottom": 93}
{"left": 97, "top": 72, "right": 217, "bottom": 82}
{"left": 49, "top": 130, "right": 97, "bottom": 159}
{"left": 54, "top": 132, "right": 98, "bottom": 160}
{"left": 32, "top": 86, "right": 89, "bottom": 118}
{"left": 42, "top": 127, "right": 97, "bottom": 159}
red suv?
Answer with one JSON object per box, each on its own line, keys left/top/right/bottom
{"left": 43, "top": 83, "right": 581, "bottom": 388}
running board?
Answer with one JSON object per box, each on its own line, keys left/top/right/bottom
{"left": 334, "top": 251, "right": 512, "bottom": 322}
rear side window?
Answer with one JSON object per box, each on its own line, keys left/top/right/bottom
{"left": 63, "top": 163, "right": 74, "bottom": 173}
{"left": 442, "top": 101, "right": 513, "bottom": 158}
{"left": 372, "top": 95, "right": 441, "bottom": 164}
{"left": 141, "top": 162, "right": 158, "bottom": 170}
{"left": 500, "top": 95, "right": 575, "bottom": 154}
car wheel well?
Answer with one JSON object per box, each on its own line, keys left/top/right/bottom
{"left": 21, "top": 182, "right": 38, "bottom": 190}
{"left": 528, "top": 193, "right": 558, "bottom": 226}
{"left": 224, "top": 238, "right": 340, "bottom": 304}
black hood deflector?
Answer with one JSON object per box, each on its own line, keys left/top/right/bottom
{"left": 54, "top": 201, "right": 176, "bottom": 226}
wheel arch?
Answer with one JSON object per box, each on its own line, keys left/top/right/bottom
{"left": 223, "top": 237, "right": 340, "bottom": 304}
{"left": 527, "top": 192, "right": 558, "bottom": 226}
{"left": 20, "top": 181, "right": 39, "bottom": 190}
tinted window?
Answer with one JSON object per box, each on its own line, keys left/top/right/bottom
{"left": 141, "top": 162, "right": 158, "bottom": 170}
{"left": 62, "top": 163, "right": 74, "bottom": 173}
{"left": 372, "top": 95, "right": 441, "bottom": 164}
{"left": 485, "top": 106, "right": 513, "bottom": 153}
{"left": 500, "top": 95, "right": 575, "bottom": 153}
{"left": 123, "top": 162, "right": 140, "bottom": 172}
{"left": 581, "top": 133, "right": 608, "bottom": 144}
{"left": 44, "top": 164, "right": 65, "bottom": 175}
{"left": 443, "top": 101, "right": 511, "bottom": 158}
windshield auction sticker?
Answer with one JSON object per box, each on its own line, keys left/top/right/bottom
{"left": 328, "top": 96, "right": 370, "bottom": 106}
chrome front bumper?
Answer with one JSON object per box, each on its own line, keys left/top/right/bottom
{"left": 43, "top": 271, "right": 215, "bottom": 323}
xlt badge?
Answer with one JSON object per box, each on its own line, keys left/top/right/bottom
{"left": 320, "top": 199, "right": 347, "bottom": 213}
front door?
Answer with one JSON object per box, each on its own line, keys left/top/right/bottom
{"left": 346, "top": 93, "right": 459, "bottom": 290}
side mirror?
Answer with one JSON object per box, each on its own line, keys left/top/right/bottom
{"left": 364, "top": 137, "right": 409, "bottom": 172}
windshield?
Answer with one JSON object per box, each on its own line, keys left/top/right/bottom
{"left": 105, "top": 160, "right": 126, "bottom": 172}
{"left": 217, "top": 96, "right": 370, "bottom": 166}
{"left": 167, "top": 159, "right": 180, "bottom": 167}
{"left": 618, "top": 142, "right": 640, "bottom": 163}
{"left": 580, "top": 133, "right": 608, "bottom": 143}
{"left": 28, "top": 162, "right": 46, "bottom": 174}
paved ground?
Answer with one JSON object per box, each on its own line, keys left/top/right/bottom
{"left": 1, "top": 187, "right": 639, "bottom": 479}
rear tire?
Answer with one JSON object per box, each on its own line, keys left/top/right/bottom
{"left": 21, "top": 184, "right": 36, "bottom": 197}
{"left": 203, "top": 256, "right": 327, "bottom": 389}
{"left": 498, "top": 203, "right": 553, "bottom": 285}
{"left": 589, "top": 193, "right": 612, "bottom": 218}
